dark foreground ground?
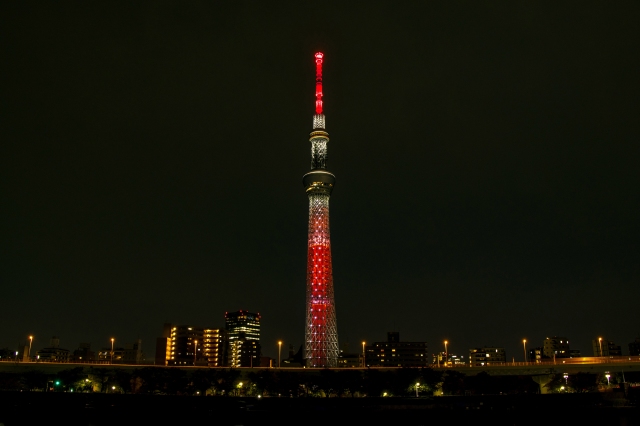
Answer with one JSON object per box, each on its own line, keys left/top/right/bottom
{"left": 0, "top": 392, "right": 638, "bottom": 426}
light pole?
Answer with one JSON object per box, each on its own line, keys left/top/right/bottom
{"left": 598, "top": 337, "right": 603, "bottom": 357}
{"left": 28, "top": 336, "right": 33, "bottom": 361}
{"left": 444, "top": 341, "right": 448, "bottom": 366}
{"left": 278, "top": 341, "right": 282, "bottom": 368}
{"left": 605, "top": 373, "right": 611, "bottom": 386}
{"left": 194, "top": 340, "right": 198, "bottom": 365}
{"left": 362, "top": 341, "right": 366, "bottom": 368}
{"left": 415, "top": 382, "right": 420, "bottom": 398}
{"left": 523, "top": 339, "right": 527, "bottom": 363}
{"left": 110, "top": 338, "right": 114, "bottom": 364}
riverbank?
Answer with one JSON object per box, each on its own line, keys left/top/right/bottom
{"left": 0, "top": 392, "right": 638, "bottom": 426}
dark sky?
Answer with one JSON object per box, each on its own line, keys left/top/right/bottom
{"left": 2, "top": 2, "right": 639, "bottom": 361}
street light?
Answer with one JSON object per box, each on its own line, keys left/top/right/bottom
{"left": 278, "top": 341, "right": 282, "bottom": 368}
{"left": 28, "top": 336, "right": 33, "bottom": 361}
{"left": 598, "top": 337, "right": 603, "bottom": 357}
{"left": 415, "top": 382, "right": 420, "bottom": 398}
{"left": 362, "top": 341, "right": 366, "bottom": 367}
{"left": 605, "top": 373, "right": 611, "bottom": 386}
{"left": 194, "top": 340, "right": 198, "bottom": 365}
{"left": 523, "top": 339, "right": 527, "bottom": 363}
{"left": 110, "top": 338, "right": 115, "bottom": 364}
{"left": 444, "top": 341, "right": 448, "bottom": 366}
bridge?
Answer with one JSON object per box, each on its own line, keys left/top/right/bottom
{"left": 1, "top": 356, "right": 639, "bottom": 376}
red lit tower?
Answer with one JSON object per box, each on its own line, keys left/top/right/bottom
{"left": 303, "top": 52, "right": 339, "bottom": 367}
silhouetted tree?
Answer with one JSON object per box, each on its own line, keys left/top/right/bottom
{"left": 315, "top": 369, "right": 337, "bottom": 397}
{"left": 0, "top": 372, "right": 21, "bottom": 390}
{"left": 56, "top": 367, "right": 85, "bottom": 392}
{"left": 417, "top": 368, "right": 443, "bottom": 396}
{"left": 387, "top": 368, "right": 421, "bottom": 396}
{"left": 469, "top": 371, "right": 494, "bottom": 395}
{"left": 132, "top": 367, "right": 165, "bottom": 394}
{"left": 274, "top": 371, "right": 303, "bottom": 397}
{"left": 164, "top": 368, "right": 188, "bottom": 395}
{"left": 247, "top": 369, "right": 274, "bottom": 396}
{"left": 333, "top": 370, "right": 362, "bottom": 397}
{"left": 19, "top": 370, "right": 47, "bottom": 391}
{"left": 496, "top": 375, "right": 539, "bottom": 394}
{"left": 362, "top": 369, "right": 391, "bottom": 396}
{"left": 0, "top": 348, "right": 12, "bottom": 360}
{"left": 89, "top": 367, "right": 111, "bottom": 393}
{"left": 300, "top": 371, "right": 320, "bottom": 397}
{"left": 441, "top": 370, "right": 466, "bottom": 395}
{"left": 569, "top": 372, "right": 598, "bottom": 393}
{"left": 191, "top": 368, "right": 217, "bottom": 395}
{"left": 544, "top": 373, "right": 568, "bottom": 393}
{"left": 111, "top": 369, "right": 133, "bottom": 393}
{"left": 212, "top": 368, "right": 241, "bottom": 396}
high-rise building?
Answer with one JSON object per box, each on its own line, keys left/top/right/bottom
{"left": 528, "top": 347, "right": 545, "bottom": 363}
{"left": 123, "top": 339, "right": 143, "bottom": 364}
{"left": 543, "top": 336, "right": 572, "bottom": 359}
{"left": 159, "top": 324, "right": 228, "bottom": 366}
{"left": 155, "top": 323, "right": 172, "bottom": 366}
{"left": 229, "top": 339, "right": 260, "bottom": 368}
{"left": 167, "top": 325, "right": 202, "bottom": 366}
{"left": 225, "top": 310, "right": 261, "bottom": 367}
{"left": 469, "top": 347, "right": 507, "bottom": 366}
{"left": 225, "top": 310, "right": 261, "bottom": 341}
{"left": 72, "top": 343, "right": 94, "bottom": 362}
{"left": 433, "top": 352, "right": 466, "bottom": 366}
{"left": 337, "top": 350, "right": 362, "bottom": 368}
{"left": 592, "top": 339, "right": 622, "bottom": 357}
{"left": 36, "top": 336, "right": 70, "bottom": 362}
{"left": 98, "top": 339, "right": 143, "bottom": 364}
{"left": 303, "top": 52, "right": 339, "bottom": 368}
{"left": 629, "top": 337, "right": 640, "bottom": 356}
{"left": 365, "top": 332, "right": 429, "bottom": 368}
{"left": 203, "top": 328, "right": 228, "bottom": 367}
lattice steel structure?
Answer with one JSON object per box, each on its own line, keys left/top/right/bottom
{"left": 303, "top": 52, "right": 339, "bottom": 367}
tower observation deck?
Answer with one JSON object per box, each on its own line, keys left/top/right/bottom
{"left": 303, "top": 52, "right": 339, "bottom": 368}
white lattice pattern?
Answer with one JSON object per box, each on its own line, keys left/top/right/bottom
{"left": 313, "top": 113, "right": 325, "bottom": 129}
{"left": 304, "top": 193, "right": 339, "bottom": 367}
{"left": 310, "top": 139, "right": 328, "bottom": 170}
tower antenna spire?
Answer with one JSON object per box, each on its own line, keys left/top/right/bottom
{"left": 315, "top": 52, "right": 323, "bottom": 114}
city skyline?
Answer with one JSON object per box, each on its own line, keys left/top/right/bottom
{"left": 6, "top": 318, "right": 640, "bottom": 365}
{"left": 3, "top": 2, "right": 639, "bottom": 362}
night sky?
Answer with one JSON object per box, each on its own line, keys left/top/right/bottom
{"left": 3, "top": 2, "right": 639, "bottom": 361}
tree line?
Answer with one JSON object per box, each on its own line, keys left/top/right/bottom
{"left": 0, "top": 367, "right": 627, "bottom": 397}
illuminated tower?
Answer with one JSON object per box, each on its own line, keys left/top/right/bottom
{"left": 303, "top": 52, "right": 339, "bottom": 367}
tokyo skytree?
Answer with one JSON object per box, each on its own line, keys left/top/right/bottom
{"left": 302, "top": 52, "right": 339, "bottom": 367}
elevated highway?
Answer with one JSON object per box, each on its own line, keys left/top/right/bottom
{"left": 1, "top": 356, "right": 639, "bottom": 376}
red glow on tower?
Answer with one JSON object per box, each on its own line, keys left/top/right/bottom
{"left": 303, "top": 52, "right": 338, "bottom": 367}
{"left": 315, "top": 52, "right": 323, "bottom": 114}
